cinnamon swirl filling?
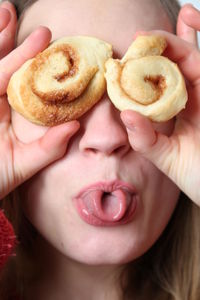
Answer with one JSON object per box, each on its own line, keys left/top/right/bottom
{"left": 7, "top": 36, "right": 113, "bottom": 126}
{"left": 105, "top": 35, "right": 188, "bottom": 122}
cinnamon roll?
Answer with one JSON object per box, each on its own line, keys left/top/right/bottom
{"left": 105, "top": 35, "right": 188, "bottom": 122}
{"left": 7, "top": 36, "right": 112, "bottom": 126}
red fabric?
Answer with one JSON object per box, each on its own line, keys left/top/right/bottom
{"left": 0, "top": 209, "right": 16, "bottom": 269}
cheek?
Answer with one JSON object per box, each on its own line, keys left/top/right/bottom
{"left": 130, "top": 158, "right": 180, "bottom": 255}
{"left": 12, "top": 110, "right": 48, "bottom": 142}
{"left": 145, "top": 173, "right": 179, "bottom": 238}
{"left": 141, "top": 158, "right": 180, "bottom": 228}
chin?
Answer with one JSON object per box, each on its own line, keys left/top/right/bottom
{"left": 56, "top": 234, "right": 151, "bottom": 266}
{"left": 67, "top": 251, "right": 137, "bottom": 266}
{"left": 67, "top": 247, "right": 145, "bottom": 266}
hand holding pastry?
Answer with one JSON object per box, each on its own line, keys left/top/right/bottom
{"left": 7, "top": 36, "right": 112, "bottom": 126}
{"left": 105, "top": 35, "right": 187, "bottom": 122}
{"left": 120, "top": 6, "right": 200, "bottom": 205}
{"left": 0, "top": 27, "right": 80, "bottom": 200}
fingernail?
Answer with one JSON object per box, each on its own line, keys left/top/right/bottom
{"left": 184, "top": 3, "right": 193, "bottom": 8}
{"left": 125, "top": 122, "right": 137, "bottom": 132}
{"left": 1, "top": 1, "right": 11, "bottom": 8}
{"left": 120, "top": 113, "right": 136, "bottom": 131}
{"left": 0, "top": 7, "right": 11, "bottom": 24}
{"left": 69, "top": 120, "right": 80, "bottom": 128}
{"left": 134, "top": 31, "right": 147, "bottom": 39}
{"left": 66, "top": 120, "right": 80, "bottom": 135}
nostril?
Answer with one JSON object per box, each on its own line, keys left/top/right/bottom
{"left": 81, "top": 142, "right": 130, "bottom": 157}
{"left": 82, "top": 147, "right": 100, "bottom": 156}
{"left": 113, "top": 144, "right": 130, "bottom": 156}
{"left": 115, "top": 145, "right": 124, "bottom": 153}
{"left": 88, "top": 148, "right": 98, "bottom": 155}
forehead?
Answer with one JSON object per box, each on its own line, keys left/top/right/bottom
{"left": 18, "top": 0, "right": 173, "bottom": 57}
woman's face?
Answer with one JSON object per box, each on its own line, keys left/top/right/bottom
{"left": 13, "top": 0, "right": 180, "bottom": 265}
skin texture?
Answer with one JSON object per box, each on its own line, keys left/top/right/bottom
{"left": 0, "top": 0, "right": 200, "bottom": 299}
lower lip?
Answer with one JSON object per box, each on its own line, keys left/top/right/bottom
{"left": 73, "top": 182, "right": 138, "bottom": 227}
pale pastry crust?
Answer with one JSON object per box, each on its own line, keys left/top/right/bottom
{"left": 7, "top": 36, "right": 113, "bottom": 126}
{"left": 105, "top": 35, "right": 188, "bottom": 122}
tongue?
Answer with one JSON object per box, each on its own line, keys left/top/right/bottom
{"left": 90, "top": 189, "right": 127, "bottom": 222}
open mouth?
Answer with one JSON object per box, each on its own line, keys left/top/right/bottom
{"left": 73, "top": 180, "right": 139, "bottom": 226}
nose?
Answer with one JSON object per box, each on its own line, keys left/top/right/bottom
{"left": 79, "top": 97, "right": 130, "bottom": 157}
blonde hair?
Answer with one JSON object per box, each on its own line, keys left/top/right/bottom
{"left": 2, "top": 0, "right": 200, "bottom": 299}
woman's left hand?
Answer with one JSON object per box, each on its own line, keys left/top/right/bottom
{"left": 120, "top": 5, "right": 200, "bottom": 205}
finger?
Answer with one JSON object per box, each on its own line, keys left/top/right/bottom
{"left": 145, "top": 30, "right": 200, "bottom": 85}
{"left": 0, "top": 1, "right": 17, "bottom": 58}
{"left": 121, "top": 110, "right": 157, "bottom": 151}
{"left": 120, "top": 110, "right": 177, "bottom": 182}
{"left": 177, "top": 4, "right": 198, "bottom": 46}
{"left": 14, "top": 121, "right": 80, "bottom": 183}
{"left": 178, "top": 4, "right": 200, "bottom": 32}
{"left": 0, "top": 26, "right": 52, "bottom": 95}
{"left": 0, "top": 8, "right": 11, "bottom": 32}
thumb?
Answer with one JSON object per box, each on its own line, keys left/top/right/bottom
{"left": 0, "top": 1, "right": 17, "bottom": 58}
{"left": 15, "top": 120, "right": 80, "bottom": 182}
{"left": 177, "top": 4, "right": 198, "bottom": 46}
{"left": 121, "top": 110, "right": 176, "bottom": 178}
{"left": 0, "top": 8, "right": 11, "bottom": 32}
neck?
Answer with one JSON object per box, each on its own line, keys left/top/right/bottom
{"left": 26, "top": 237, "right": 125, "bottom": 300}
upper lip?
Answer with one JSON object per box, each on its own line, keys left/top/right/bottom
{"left": 73, "top": 179, "right": 137, "bottom": 198}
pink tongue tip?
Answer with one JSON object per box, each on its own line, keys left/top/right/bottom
{"left": 93, "top": 189, "right": 127, "bottom": 222}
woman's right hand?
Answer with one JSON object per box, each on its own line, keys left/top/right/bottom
{"left": 0, "top": 19, "right": 80, "bottom": 200}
